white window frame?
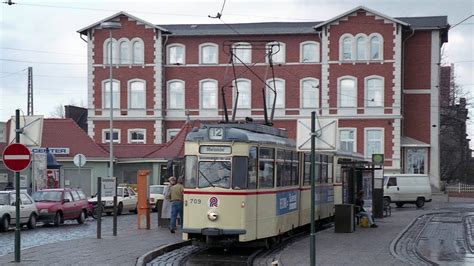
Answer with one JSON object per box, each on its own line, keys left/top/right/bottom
{"left": 103, "top": 38, "right": 118, "bottom": 65}
{"left": 266, "top": 41, "right": 286, "bottom": 64}
{"left": 300, "top": 41, "right": 320, "bottom": 63}
{"left": 300, "top": 78, "right": 319, "bottom": 109}
{"left": 166, "top": 129, "right": 180, "bottom": 142}
{"left": 128, "top": 128, "right": 146, "bottom": 144}
{"left": 339, "top": 128, "right": 357, "bottom": 153}
{"left": 167, "top": 43, "right": 185, "bottom": 65}
{"left": 404, "top": 148, "right": 428, "bottom": 174}
{"left": 368, "top": 33, "right": 383, "bottom": 60}
{"left": 364, "top": 128, "right": 384, "bottom": 159}
{"left": 232, "top": 42, "right": 252, "bottom": 64}
{"left": 199, "top": 79, "right": 218, "bottom": 109}
{"left": 167, "top": 79, "right": 185, "bottom": 110}
{"left": 199, "top": 43, "right": 218, "bottom": 64}
{"left": 337, "top": 76, "right": 357, "bottom": 108}
{"left": 232, "top": 78, "right": 251, "bottom": 109}
{"left": 118, "top": 38, "right": 130, "bottom": 64}
{"left": 102, "top": 129, "right": 121, "bottom": 144}
{"left": 102, "top": 79, "right": 120, "bottom": 109}
{"left": 339, "top": 34, "right": 354, "bottom": 61}
{"left": 131, "top": 38, "right": 144, "bottom": 65}
{"left": 364, "top": 76, "right": 384, "bottom": 108}
{"left": 266, "top": 78, "right": 285, "bottom": 109}
{"left": 128, "top": 79, "right": 146, "bottom": 109}
{"left": 355, "top": 34, "right": 368, "bottom": 61}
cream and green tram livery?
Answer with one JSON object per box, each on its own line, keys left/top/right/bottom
{"left": 182, "top": 123, "right": 334, "bottom": 244}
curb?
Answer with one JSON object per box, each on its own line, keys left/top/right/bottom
{"left": 136, "top": 240, "right": 192, "bottom": 266}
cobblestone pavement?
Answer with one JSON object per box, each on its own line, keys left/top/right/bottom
{"left": 0, "top": 213, "right": 182, "bottom": 265}
{"left": 147, "top": 245, "right": 204, "bottom": 266}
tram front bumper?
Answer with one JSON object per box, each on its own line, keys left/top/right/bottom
{"left": 183, "top": 228, "right": 246, "bottom": 236}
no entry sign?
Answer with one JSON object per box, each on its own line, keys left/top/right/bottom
{"left": 2, "top": 143, "right": 32, "bottom": 172}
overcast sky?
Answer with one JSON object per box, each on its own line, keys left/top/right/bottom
{"left": 1, "top": 0, "right": 473, "bottom": 136}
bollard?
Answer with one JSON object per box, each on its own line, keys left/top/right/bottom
{"left": 137, "top": 170, "right": 151, "bottom": 229}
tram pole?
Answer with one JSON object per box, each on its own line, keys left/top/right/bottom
{"left": 310, "top": 111, "right": 316, "bottom": 266}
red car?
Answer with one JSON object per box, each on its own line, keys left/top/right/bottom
{"left": 32, "top": 188, "right": 90, "bottom": 226}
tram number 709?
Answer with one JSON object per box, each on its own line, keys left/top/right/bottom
{"left": 189, "top": 198, "right": 202, "bottom": 204}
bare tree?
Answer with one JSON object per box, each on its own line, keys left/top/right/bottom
{"left": 49, "top": 104, "right": 65, "bottom": 118}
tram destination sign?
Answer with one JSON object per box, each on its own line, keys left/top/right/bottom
{"left": 199, "top": 145, "right": 231, "bottom": 154}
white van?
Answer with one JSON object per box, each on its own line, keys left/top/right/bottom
{"left": 383, "top": 174, "right": 432, "bottom": 208}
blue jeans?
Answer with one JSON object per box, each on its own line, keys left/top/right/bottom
{"left": 359, "top": 211, "right": 374, "bottom": 225}
{"left": 170, "top": 201, "right": 183, "bottom": 230}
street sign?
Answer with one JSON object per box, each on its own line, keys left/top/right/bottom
{"left": 101, "top": 177, "right": 116, "bottom": 197}
{"left": 73, "top": 154, "right": 87, "bottom": 167}
{"left": 2, "top": 143, "right": 32, "bottom": 172}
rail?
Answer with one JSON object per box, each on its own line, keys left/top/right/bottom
{"left": 445, "top": 183, "right": 474, "bottom": 193}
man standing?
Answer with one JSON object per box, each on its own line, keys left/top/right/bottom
{"left": 169, "top": 176, "right": 184, "bottom": 233}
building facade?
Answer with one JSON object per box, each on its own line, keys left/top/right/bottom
{"left": 77, "top": 6, "right": 449, "bottom": 189}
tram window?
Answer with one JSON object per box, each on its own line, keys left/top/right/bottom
{"left": 321, "top": 163, "right": 328, "bottom": 183}
{"left": 185, "top": 156, "right": 198, "bottom": 188}
{"left": 232, "top": 157, "right": 248, "bottom": 189}
{"left": 328, "top": 162, "right": 333, "bottom": 183}
{"left": 199, "top": 161, "right": 231, "bottom": 189}
{"left": 303, "top": 154, "right": 311, "bottom": 186}
{"left": 291, "top": 152, "right": 299, "bottom": 186}
{"left": 258, "top": 147, "right": 274, "bottom": 188}
{"left": 276, "top": 150, "right": 286, "bottom": 187}
{"left": 335, "top": 165, "right": 342, "bottom": 183}
{"left": 248, "top": 147, "right": 258, "bottom": 189}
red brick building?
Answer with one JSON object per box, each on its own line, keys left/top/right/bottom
{"left": 77, "top": 6, "right": 449, "bottom": 189}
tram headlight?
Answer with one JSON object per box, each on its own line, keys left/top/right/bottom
{"left": 207, "top": 210, "right": 219, "bottom": 221}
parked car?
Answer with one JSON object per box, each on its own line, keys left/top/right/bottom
{"left": 88, "top": 186, "right": 137, "bottom": 215}
{"left": 383, "top": 174, "right": 433, "bottom": 208}
{"left": 0, "top": 190, "right": 38, "bottom": 232}
{"left": 32, "top": 188, "right": 90, "bottom": 226}
{"left": 149, "top": 185, "right": 166, "bottom": 212}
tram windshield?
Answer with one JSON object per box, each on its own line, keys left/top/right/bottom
{"left": 199, "top": 161, "right": 231, "bottom": 188}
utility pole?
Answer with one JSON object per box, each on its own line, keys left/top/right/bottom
{"left": 27, "top": 67, "right": 33, "bottom": 116}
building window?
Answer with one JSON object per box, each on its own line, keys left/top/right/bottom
{"left": 365, "top": 129, "right": 383, "bottom": 158}
{"left": 338, "top": 77, "right": 356, "bottom": 108}
{"left": 266, "top": 79, "right": 285, "bottom": 108}
{"left": 200, "top": 80, "right": 217, "bottom": 109}
{"left": 233, "top": 79, "right": 251, "bottom": 109}
{"left": 200, "top": 43, "right": 218, "bottom": 64}
{"left": 167, "top": 129, "right": 180, "bottom": 142}
{"left": 103, "top": 80, "right": 120, "bottom": 109}
{"left": 119, "top": 41, "right": 129, "bottom": 64}
{"left": 356, "top": 36, "right": 367, "bottom": 60}
{"left": 339, "top": 129, "right": 356, "bottom": 152}
{"left": 267, "top": 42, "right": 285, "bottom": 64}
{"left": 167, "top": 44, "right": 185, "bottom": 64}
{"left": 301, "top": 78, "right": 319, "bottom": 109}
{"left": 168, "top": 80, "right": 185, "bottom": 109}
{"left": 103, "top": 129, "right": 120, "bottom": 143}
{"left": 365, "top": 77, "right": 384, "bottom": 107}
{"left": 370, "top": 35, "right": 381, "bottom": 60}
{"left": 104, "top": 39, "right": 118, "bottom": 64}
{"left": 232, "top": 42, "right": 251, "bottom": 64}
{"left": 300, "top": 41, "right": 320, "bottom": 63}
{"left": 128, "top": 129, "right": 146, "bottom": 144}
{"left": 132, "top": 39, "right": 144, "bottom": 64}
{"left": 405, "top": 148, "right": 427, "bottom": 174}
{"left": 341, "top": 36, "right": 352, "bottom": 60}
{"left": 129, "top": 80, "right": 145, "bottom": 109}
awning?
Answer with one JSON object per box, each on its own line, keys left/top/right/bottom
{"left": 401, "top": 136, "right": 430, "bottom": 148}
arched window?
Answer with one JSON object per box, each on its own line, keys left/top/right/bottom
{"left": 233, "top": 79, "right": 251, "bottom": 109}
{"left": 370, "top": 36, "right": 381, "bottom": 60}
{"left": 119, "top": 41, "right": 129, "bottom": 64}
{"left": 129, "top": 80, "right": 145, "bottom": 109}
{"left": 356, "top": 36, "right": 367, "bottom": 60}
{"left": 266, "top": 79, "right": 285, "bottom": 108}
{"left": 267, "top": 42, "right": 285, "bottom": 64}
{"left": 200, "top": 80, "right": 218, "bottom": 109}
{"left": 342, "top": 36, "right": 352, "bottom": 60}
{"left": 104, "top": 39, "right": 119, "bottom": 64}
{"left": 338, "top": 77, "right": 356, "bottom": 108}
{"left": 301, "top": 78, "right": 319, "bottom": 108}
{"left": 132, "top": 39, "right": 144, "bottom": 64}
{"left": 103, "top": 80, "right": 120, "bottom": 109}
{"left": 200, "top": 43, "right": 218, "bottom": 64}
{"left": 300, "top": 42, "right": 320, "bottom": 63}
{"left": 232, "top": 42, "right": 251, "bottom": 64}
{"left": 168, "top": 80, "right": 185, "bottom": 109}
{"left": 365, "top": 77, "right": 384, "bottom": 107}
{"left": 167, "top": 44, "right": 185, "bottom": 64}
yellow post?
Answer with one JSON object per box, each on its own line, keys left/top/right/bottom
{"left": 137, "top": 170, "right": 150, "bottom": 229}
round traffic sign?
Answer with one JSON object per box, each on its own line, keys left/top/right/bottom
{"left": 2, "top": 143, "right": 32, "bottom": 172}
{"left": 73, "top": 153, "right": 87, "bottom": 167}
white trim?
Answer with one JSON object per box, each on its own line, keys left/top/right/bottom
{"left": 103, "top": 38, "right": 118, "bottom": 65}
{"left": 154, "top": 30, "right": 163, "bottom": 144}
{"left": 300, "top": 77, "right": 320, "bottom": 109}
{"left": 131, "top": 37, "right": 145, "bottom": 65}
{"left": 364, "top": 75, "right": 384, "bottom": 108}
{"left": 154, "top": 120, "right": 163, "bottom": 144}
{"left": 232, "top": 78, "right": 252, "bottom": 109}
{"left": 364, "top": 127, "right": 384, "bottom": 159}
{"left": 339, "top": 34, "right": 354, "bottom": 61}
{"left": 393, "top": 24, "right": 402, "bottom": 116}
{"left": 232, "top": 42, "right": 252, "bottom": 64}
{"left": 127, "top": 128, "right": 146, "bottom": 144}
{"left": 266, "top": 41, "right": 286, "bottom": 64}
{"left": 337, "top": 76, "right": 357, "bottom": 112}
{"left": 403, "top": 89, "right": 432, "bottom": 94}
{"left": 102, "top": 128, "right": 121, "bottom": 144}
{"left": 321, "top": 29, "right": 330, "bottom": 116}
{"left": 199, "top": 79, "right": 218, "bottom": 110}
{"left": 199, "top": 43, "right": 219, "bottom": 65}
{"left": 117, "top": 38, "right": 131, "bottom": 64}
{"left": 392, "top": 119, "right": 401, "bottom": 170}
{"left": 166, "top": 128, "right": 181, "bottom": 142}
{"left": 430, "top": 30, "right": 441, "bottom": 189}
{"left": 338, "top": 127, "right": 357, "bottom": 153}
{"left": 354, "top": 33, "right": 368, "bottom": 61}
{"left": 128, "top": 78, "right": 146, "bottom": 109}
{"left": 88, "top": 30, "right": 95, "bottom": 138}
{"left": 368, "top": 33, "right": 384, "bottom": 60}
{"left": 166, "top": 43, "right": 186, "bottom": 65}
{"left": 101, "top": 79, "right": 120, "bottom": 109}
{"left": 300, "top": 41, "right": 320, "bottom": 63}
{"left": 167, "top": 79, "right": 185, "bottom": 110}
{"left": 265, "top": 78, "right": 286, "bottom": 109}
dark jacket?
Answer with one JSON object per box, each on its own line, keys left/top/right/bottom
{"left": 355, "top": 198, "right": 365, "bottom": 213}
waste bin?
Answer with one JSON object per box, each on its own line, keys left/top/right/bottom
{"left": 334, "top": 204, "right": 354, "bottom": 233}
{"left": 156, "top": 199, "right": 170, "bottom": 228}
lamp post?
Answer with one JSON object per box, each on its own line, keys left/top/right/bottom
{"left": 100, "top": 21, "right": 121, "bottom": 237}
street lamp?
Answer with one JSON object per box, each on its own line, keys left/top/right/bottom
{"left": 100, "top": 21, "right": 121, "bottom": 237}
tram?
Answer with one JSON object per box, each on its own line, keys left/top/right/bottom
{"left": 182, "top": 122, "right": 344, "bottom": 245}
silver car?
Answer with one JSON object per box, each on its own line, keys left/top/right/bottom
{"left": 0, "top": 191, "right": 38, "bottom": 231}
